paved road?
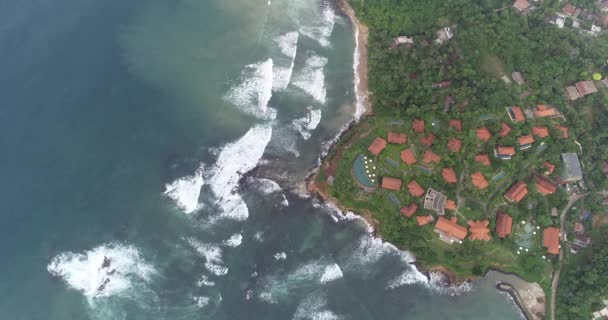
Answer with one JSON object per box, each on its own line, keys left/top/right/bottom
{"left": 550, "top": 192, "right": 588, "bottom": 320}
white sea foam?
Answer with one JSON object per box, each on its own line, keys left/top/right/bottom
{"left": 206, "top": 124, "right": 273, "bottom": 221}
{"left": 269, "top": 126, "right": 301, "bottom": 157}
{"left": 320, "top": 264, "right": 343, "bottom": 284}
{"left": 225, "top": 59, "right": 276, "bottom": 119}
{"left": 386, "top": 268, "right": 428, "bottom": 290}
{"left": 292, "top": 107, "right": 322, "bottom": 140}
{"left": 281, "top": 194, "right": 289, "bottom": 207}
{"left": 273, "top": 251, "right": 287, "bottom": 260}
{"left": 272, "top": 32, "right": 299, "bottom": 91}
{"left": 299, "top": 4, "right": 335, "bottom": 48}
{"left": 163, "top": 166, "right": 204, "bottom": 214}
{"left": 187, "top": 239, "right": 228, "bottom": 276}
{"left": 275, "top": 31, "right": 299, "bottom": 59}
{"left": 292, "top": 292, "right": 342, "bottom": 320}
{"left": 253, "top": 178, "right": 283, "bottom": 194}
{"left": 196, "top": 275, "right": 215, "bottom": 287}
{"left": 192, "top": 296, "right": 210, "bottom": 308}
{"left": 292, "top": 54, "right": 327, "bottom": 104}
{"left": 223, "top": 234, "right": 243, "bottom": 247}
{"left": 47, "top": 243, "right": 155, "bottom": 301}
{"left": 351, "top": 18, "right": 366, "bottom": 120}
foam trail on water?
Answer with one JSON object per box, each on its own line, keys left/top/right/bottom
{"left": 292, "top": 54, "right": 327, "bottom": 104}
{"left": 299, "top": 3, "right": 335, "bottom": 48}
{"left": 206, "top": 124, "right": 272, "bottom": 221}
{"left": 47, "top": 243, "right": 155, "bottom": 302}
{"left": 163, "top": 165, "right": 204, "bottom": 214}
{"left": 273, "top": 32, "right": 299, "bottom": 90}
{"left": 225, "top": 59, "right": 276, "bottom": 119}
{"left": 292, "top": 107, "right": 322, "bottom": 140}
{"left": 320, "top": 263, "right": 343, "bottom": 284}
{"left": 187, "top": 238, "right": 228, "bottom": 276}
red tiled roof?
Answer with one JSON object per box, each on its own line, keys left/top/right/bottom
{"left": 509, "top": 106, "right": 525, "bottom": 122}
{"left": 543, "top": 227, "right": 560, "bottom": 255}
{"left": 417, "top": 215, "right": 434, "bottom": 226}
{"left": 563, "top": 4, "right": 575, "bottom": 16}
{"left": 445, "top": 199, "right": 457, "bottom": 211}
{"left": 368, "top": 137, "right": 387, "bottom": 156}
{"left": 408, "top": 180, "right": 425, "bottom": 197}
{"left": 388, "top": 132, "right": 407, "bottom": 144}
{"left": 476, "top": 127, "right": 492, "bottom": 143}
{"left": 447, "top": 138, "right": 462, "bottom": 152}
{"left": 468, "top": 220, "right": 491, "bottom": 241}
{"left": 422, "top": 150, "right": 441, "bottom": 164}
{"left": 536, "top": 176, "right": 557, "bottom": 195}
{"left": 535, "top": 105, "right": 558, "bottom": 118}
{"left": 382, "top": 177, "right": 402, "bottom": 191}
{"left": 449, "top": 119, "right": 462, "bottom": 132}
{"left": 475, "top": 154, "right": 491, "bottom": 166}
{"left": 442, "top": 167, "right": 458, "bottom": 184}
{"left": 505, "top": 181, "right": 528, "bottom": 203}
{"left": 554, "top": 125, "right": 569, "bottom": 139}
{"left": 400, "top": 203, "right": 419, "bottom": 218}
{"left": 471, "top": 171, "right": 489, "bottom": 190}
{"left": 413, "top": 119, "right": 425, "bottom": 133}
{"left": 518, "top": 134, "right": 535, "bottom": 146}
{"left": 514, "top": 0, "right": 531, "bottom": 11}
{"left": 543, "top": 162, "right": 555, "bottom": 175}
{"left": 495, "top": 212, "right": 513, "bottom": 238}
{"left": 497, "top": 146, "right": 516, "bottom": 156}
{"left": 499, "top": 122, "right": 512, "bottom": 138}
{"left": 435, "top": 217, "right": 468, "bottom": 241}
{"left": 532, "top": 126, "right": 549, "bottom": 138}
{"left": 420, "top": 133, "right": 435, "bottom": 147}
{"left": 400, "top": 148, "right": 417, "bottom": 165}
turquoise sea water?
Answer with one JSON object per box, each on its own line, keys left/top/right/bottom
{"left": 0, "top": 0, "right": 524, "bottom": 319}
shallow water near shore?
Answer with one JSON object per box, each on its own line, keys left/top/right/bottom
{"left": 0, "top": 0, "right": 523, "bottom": 319}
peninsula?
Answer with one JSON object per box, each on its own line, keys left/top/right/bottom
{"left": 312, "top": 1, "right": 608, "bottom": 319}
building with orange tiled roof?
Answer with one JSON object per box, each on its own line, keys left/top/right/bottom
{"left": 499, "top": 122, "right": 512, "bottom": 138}
{"left": 475, "top": 154, "right": 491, "bottom": 166}
{"left": 507, "top": 106, "right": 525, "bottom": 123}
{"left": 408, "top": 180, "right": 425, "bottom": 197}
{"left": 513, "top": 0, "right": 531, "bottom": 13}
{"left": 495, "top": 146, "right": 516, "bottom": 160}
{"left": 471, "top": 171, "right": 489, "bottom": 189}
{"left": 400, "top": 203, "right": 419, "bottom": 218}
{"left": 517, "top": 134, "right": 535, "bottom": 149}
{"left": 412, "top": 119, "right": 425, "bottom": 133}
{"left": 563, "top": 4, "right": 575, "bottom": 16}
{"left": 468, "top": 220, "right": 491, "bottom": 241}
{"left": 400, "top": 148, "right": 417, "bottom": 165}
{"left": 445, "top": 199, "right": 457, "bottom": 211}
{"left": 543, "top": 227, "right": 560, "bottom": 255}
{"left": 532, "top": 126, "right": 549, "bottom": 138}
{"left": 495, "top": 212, "right": 513, "bottom": 238}
{"left": 435, "top": 216, "right": 468, "bottom": 243}
{"left": 535, "top": 175, "right": 557, "bottom": 195}
{"left": 449, "top": 119, "right": 462, "bottom": 132}
{"left": 422, "top": 150, "right": 441, "bottom": 165}
{"left": 554, "top": 125, "right": 569, "bottom": 139}
{"left": 417, "top": 215, "right": 434, "bottom": 226}
{"left": 534, "top": 105, "right": 558, "bottom": 118}
{"left": 368, "top": 137, "right": 387, "bottom": 156}
{"left": 476, "top": 127, "right": 492, "bottom": 143}
{"left": 420, "top": 133, "right": 435, "bottom": 147}
{"left": 388, "top": 132, "right": 407, "bottom": 144}
{"left": 442, "top": 167, "right": 458, "bottom": 184}
{"left": 543, "top": 162, "right": 555, "bottom": 175}
{"left": 505, "top": 181, "right": 528, "bottom": 203}
{"left": 447, "top": 138, "right": 462, "bottom": 152}
{"left": 382, "top": 177, "right": 402, "bottom": 191}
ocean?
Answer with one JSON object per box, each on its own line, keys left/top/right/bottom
{"left": 0, "top": 0, "right": 524, "bottom": 319}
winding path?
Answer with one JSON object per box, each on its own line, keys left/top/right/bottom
{"left": 550, "top": 192, "right": 588, "bottom": 320}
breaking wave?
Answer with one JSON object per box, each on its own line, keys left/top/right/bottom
{"left": 225, "top": 59, "right": 276, "bottom": 119}
{"left": 292, "top": 292, "right": 342, "bottom": 320}
{"left": 299, "top": 3, "right": 335, "bottom": 48}
{"left": 292, "top": 54, "right": 327, "bottom": 104}
{"left": 47, "top": 243, "right": 156, "bottom": 301}
{"left": 273, "top": 32, "right": 299, "bottom": 91}
{"left": 187, "top": 238, "right": 228, "bottom": 276}
{"left": 163, "top": 165, "right": 204, "bottom": 214}
{"left": 351, "top": 21, "right": 366, "bottom": 119}
{"left": 319, "top": 263, "right": 343, "bottom": 284}
{"left": 292, "top": 107, "right": 322, "bottom": 140}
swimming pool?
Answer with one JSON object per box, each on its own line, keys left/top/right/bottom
{"left": 353, "top": 154, "right": 376, "bottom": 189}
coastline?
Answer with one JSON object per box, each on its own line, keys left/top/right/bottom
{"left": 306, "top": 1, "right": 546, "bottom": 319}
